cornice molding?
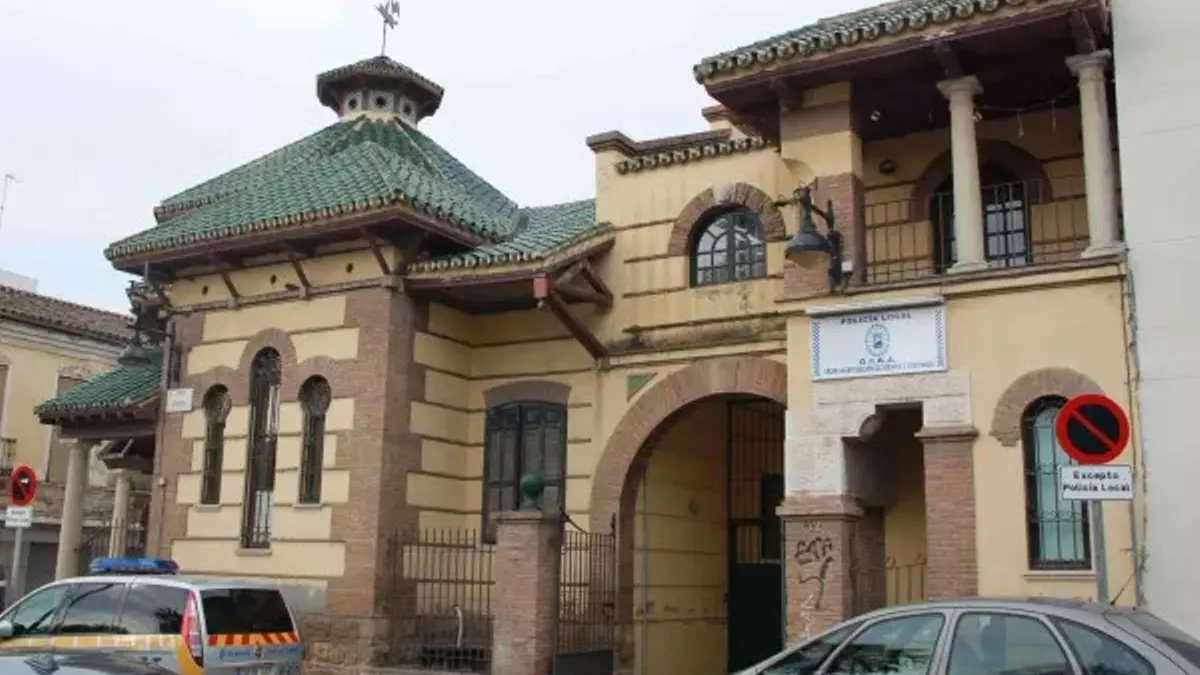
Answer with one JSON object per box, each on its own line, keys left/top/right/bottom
{"left": 0, "top": 320, "right": 123, "bottom": 364}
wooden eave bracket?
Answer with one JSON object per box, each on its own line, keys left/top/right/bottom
{"left": 1068, "top": 10, "right": 1099, "bottom": 53}
{"left": 281, "top": 242, "right": 312, "bottom": 298}
{"left": 533, "top": 272, "right": 608, "bottom": 361}
{"left": 769, "top": 78, "right": 804, "bottom": 112}
{"left": 932, "top": 41, "right": 964, "bottom": 79}
{"left": 207, "top": 254, "right": 241, "bottom": 307}
{"left": 550, "top": 260, "right": 613, "bottom": 309}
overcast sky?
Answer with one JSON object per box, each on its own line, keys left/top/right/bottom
{"left": 0, "top": 0, "right": 872, "bottom": 313}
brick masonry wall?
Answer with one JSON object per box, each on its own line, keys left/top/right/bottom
{"left": 779, "top": 494, "right": 861, "bottom": 643}
{"left": 918, "top": 425, "right": 980, "bottom": 598}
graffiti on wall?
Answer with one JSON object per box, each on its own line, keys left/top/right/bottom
{"left": 792, "top": 535, "right": 835, "bottom": 609}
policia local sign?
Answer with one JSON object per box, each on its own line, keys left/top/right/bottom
{"left": 1054, "top": 394, "right": 1134, "bottom": 502}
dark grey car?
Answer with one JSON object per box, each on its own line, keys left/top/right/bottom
{"left": 0, "top": 649, "right": 173, "bottom": 675}
{"left": 739, "top": 598, "right": 1200, "bottom": 675}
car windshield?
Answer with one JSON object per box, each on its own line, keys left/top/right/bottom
{"left": 1112, "top": 611, "right": 1200, "bottom": 668}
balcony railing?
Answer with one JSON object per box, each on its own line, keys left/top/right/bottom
{"left": 864, "top": 175, "right": 1092, "bottom": 284}
{"left": 0, "top": 438, "right": 14, "bottom": 477}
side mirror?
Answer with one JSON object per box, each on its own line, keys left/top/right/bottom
{"left": 0, "top": 620, "right": 13, "bottom": 639}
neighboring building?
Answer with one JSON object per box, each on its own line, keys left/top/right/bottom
{"left": 1112, "top": 0, "right": 1200, "bottom": 637}
{"left": 0, "top": 281, "right": 141, "bottom": 597}
{"left": 40, "top": 0, "right": 1138, "bottom": 673}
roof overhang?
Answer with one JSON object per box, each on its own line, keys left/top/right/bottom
{"left": 38, "top": 394, "right": 160, "bottom": 439}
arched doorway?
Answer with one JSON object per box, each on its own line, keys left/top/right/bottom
{"left": 589, "top": 358, "right": 788, "bottom": 675}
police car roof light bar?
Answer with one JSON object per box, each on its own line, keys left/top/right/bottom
{"left": 90, "top": 557, "right": 180, "bottom": 575}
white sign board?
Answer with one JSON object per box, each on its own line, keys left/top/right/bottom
{"left": 1059, "top": 465, "right": 1134, "bottom": 501}
{"left": 164, "top": 388, "right": 195, "bottom": 414}
{"left": 810, "top": 304, "right": 947, "bottom": 381}
{"left": 4, "top": 506, "right": 32, "bottom": 529}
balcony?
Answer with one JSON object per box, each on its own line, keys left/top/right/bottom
{"left": 863, "top": 175, "right": 1101, "bottom": 285}
{"left": 0, "top": 437, "right": 14, "bottom": 477}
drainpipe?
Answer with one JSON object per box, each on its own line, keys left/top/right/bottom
{"left": 1121, "top": 263, "right": 1146, "bottom": 606}
{"left": 641, "top": 463, "right": 649, "bottom": 675}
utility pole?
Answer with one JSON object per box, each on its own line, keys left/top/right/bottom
{"left": 0, "top": 174, "right": 20, "bottom": 238}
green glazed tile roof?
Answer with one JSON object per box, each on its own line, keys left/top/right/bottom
{"left": 693, "top": 0, "right": 1045, "bottom": 83}
{"left": 105, "top": 116, "right": 525, "bottom": 260}
{"left": 0, "top": 284, "right": 132, "bottom": 345}
{"left": 36, "top": 350, "right": 163, "bottom": 418}
{"left": 408, "top": 199, "right": 613, "bottom": 272}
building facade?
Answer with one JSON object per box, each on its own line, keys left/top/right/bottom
{"left": 1111, "top": 0, "right": 1200, "bottom": 638}
{"left": 40, "top": 0, "right": 1140, "bottom": 673}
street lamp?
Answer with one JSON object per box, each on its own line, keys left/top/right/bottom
{"left": 785, "top": 185, "right": 845, "bottom": 291}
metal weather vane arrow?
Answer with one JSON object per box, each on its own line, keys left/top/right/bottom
{"left": 376, "top": 1, "right": 400, "bottom": 56}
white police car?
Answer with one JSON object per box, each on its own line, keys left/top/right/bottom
{"left": 0, "top": 557, "right": 305, "bottom": 675}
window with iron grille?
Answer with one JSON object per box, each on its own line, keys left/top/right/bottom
{"left": 298, "top": 376, "right": 331, "bottom": 505}
{"left": 691, "top": 209, "right": 768, "bottom": 287}
{"left": 481, "top": 401, "right": 566, "bottom": 543}
{"left": 241, "top": 349, "right": 281, "bottom": 549}
{"left": 932, "top": 164, "right": 1032, "bottom": 273}
{"left": 200, "top": 385, "right": 232, "bottom": 505}
{"left": 1023, "top": 396, "right": 1091, "bottom": 570}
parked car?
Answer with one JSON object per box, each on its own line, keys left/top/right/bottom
{"left": 0, "top": 557, "right": 305, "bottom": 675}
{"left": 0, "top": 649, "right": 175, "bottom": 674}
{"left": 740, "top": 597, "right": 1200, "bottom": 675}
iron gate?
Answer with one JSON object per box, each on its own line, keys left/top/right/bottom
{"left": 554, "top": 527, "right": 616, "bottom": 675}
{"left": 726, "top": 399, "right": 785, "bottom": 673}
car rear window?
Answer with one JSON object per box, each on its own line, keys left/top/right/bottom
{"left": 200, "top": 588, "right": 294, "bottom": 635}
{"left": 1116, "top": 612, "right": 1200, "bottom": 669}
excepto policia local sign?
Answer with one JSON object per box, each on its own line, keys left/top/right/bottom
{"left": 1054, "top": 393, "right": 1134, "bottom": 502}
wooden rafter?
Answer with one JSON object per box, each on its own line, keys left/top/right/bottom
{"left": 578, "top": 261, "right": 613, "bottom": 308}
{"left": 360, "top": 226, "right": 393, "bottom": 276}
{"left": 533, "top": 273, "right": 607, "bottom": 360}
{"left": 281, "top": 242, "right": 312, "bottom": 298}
{"left": 769, "top": 78, "right": 804, "bottom": 111}
{"left": 1068, "top": 10, "right": 1098, "bottom": 54}
{"left": 932, "top": 41, "right": 964, "bottom": 79}
{"left": 207, "top": 254, "right": 240, "bottom": 302}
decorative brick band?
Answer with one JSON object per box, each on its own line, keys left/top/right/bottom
{"left": 667, "top": 183, "right": 788, "bottom": 256}
{"left": 990, "top": 367, "right": 1103, "bottom": 446}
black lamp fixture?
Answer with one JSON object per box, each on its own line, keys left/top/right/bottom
{"left": 785, "top": 183, "right": 846, "bottom": 291}
{"left": 117, "top": 262, "right": 174, "bottom": 370}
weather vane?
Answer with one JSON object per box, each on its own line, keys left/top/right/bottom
{"left": 376, "top": 1, "right": 400, "bottom": 56}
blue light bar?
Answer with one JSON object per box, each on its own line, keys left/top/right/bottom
{"left": 89, "top": 557, "right": 180, "bottom": 575}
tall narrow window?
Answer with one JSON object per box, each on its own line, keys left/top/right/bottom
{"left": 298, "top": 377, "right": 331, "bottom": 505}
{"left": 1023, "top": 396, "right": 1091, "bottom": 570}
{"left": 691, "top": 209, "right": 767, "bottom": 287}
{"left": 241, "top": 348, "right": 281, "bottom": 549}
{"left": 200, "top": 386, "right": 232, "bottom": 505}
{"left": 481, "top": 401, "right": 567, "bottom": 543}
{"left": 931, "top": 165, "right": 1031, "bottom": 272}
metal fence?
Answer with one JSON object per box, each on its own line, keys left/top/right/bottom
{"left": 382, "top": 528, "right": 494, "bottom": 672}
{"left": 77, "top": 519, "right": 147, "bottom": 575}
{"left": 555, "top": 528, "right": 616, "bottom": 675}
{"left": 883, "top": 556, "right": 927, "bottom": 607}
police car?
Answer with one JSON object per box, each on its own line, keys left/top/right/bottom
{"left": 0, "top": 557, "right": 305, "bottom": 675}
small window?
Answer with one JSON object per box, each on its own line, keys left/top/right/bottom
{"left": 57, "top": 582, "right": 126, "bottom": 635}
{"left": 298, "top": 376, "right": 331, "bottom": 505}
{"left": 1023, "top": 397, "right": 1091, "bottom": 570}
{"left": 2, "top": 584, "right": 69, "bottom": 637}
{"left": 201, "top": 385, "right": 231, "bottom": 506}
{"left": 115, "top": 583, "right": 188, "bottom": 635}
{"left": 1052, "top": 617, "right": 1154, "bottom": 675}
{"left": 481, "top": 401, "right": 567, "bottom": 543}
{"left": 691, "top": 209, "right": 768, "bottom": 287}
{"left": 763, "top": 622, "right": 861, "bottom": 675}
{"left": 200, "top": 589, "right": 294, "bottom": 635}
{"left": 825, "top": 613, "right": 945, "bottom": 675}
{"left": 947, "top": 612, "right": 1070, "bottom": 675}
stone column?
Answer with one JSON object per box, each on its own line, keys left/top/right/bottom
{"left": 915, "top": 425, "right": 979, "bottom": 598}
{"left": 1067, "top": 50, "right": 1123, "bottom": 258}
{"left": 107, "top": 470, "right": 134, "bottom": 557}
{"left": 778, "top": 494, "right": 861, "bottom": 643}
{"left": 937, "top": 76, "right": 988, "bottom": 273}
{"left": 54, "top": 440, "right": 90, "bottom": 579}
{"left": 492, "top": 477, "right": 561, "bottom": 675}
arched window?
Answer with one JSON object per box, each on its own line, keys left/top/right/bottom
{"left": 931, "top": 165, "right": 1031, "bottom": 273}
{"left": 1022, "top": 396, "right": 1090, "bottom": 570}
{"left": 200, "top": 385, "right": 232, "bottom": 506}
{"left": 481, "top": 401, "right": 567, "bottom": 543}
{"left": 691, "top": 209, "right": 768, "bottom": 287}
{"left": 298, "top": 376, "right": 331, "bottom": 505}
{"left": 241, "top": 348, "right": 281, "bottom": 549}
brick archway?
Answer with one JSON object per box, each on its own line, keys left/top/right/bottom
{"left": 989, "top": 367, "right": 1105, "bottom": 446}
{"left": 666, "top": 183, "right": 788, "bottom": 256}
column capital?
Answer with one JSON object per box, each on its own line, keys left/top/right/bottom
{"left": 1066, "top": 49, "right": 1112, "bottom": 78}
{"left": 937, "top": 75, "right": 983, "bottom": 101}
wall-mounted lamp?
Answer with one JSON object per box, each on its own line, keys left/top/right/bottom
{"left": 117, "top": 263, "right": 178, "bottom": 381}
{"left": 785, "top": 183, "right": 846, "bottom": 291}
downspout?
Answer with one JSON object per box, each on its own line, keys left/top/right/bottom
{"left": 641, "top": 463, "right": 649, "bottom": 675}
{"left": 1120, "top": 263, "right": 1147, "bottom": 606}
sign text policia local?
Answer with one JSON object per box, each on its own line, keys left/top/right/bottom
{"left": 809, "top": 303, "right": 947, "bottom": 381}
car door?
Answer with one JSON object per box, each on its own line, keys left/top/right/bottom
{"left": 941, "top": 609, "right": 1080, "bottom": 675}
{"left": 50, "top": 580, "right": 128, "bottom": 650}
{"left": 0, "top": 583, "right": 72, "bottom": 653}
{"left": 818, "top": 611, "right": 951, "bottom": 675}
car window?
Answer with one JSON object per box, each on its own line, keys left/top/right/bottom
{"left": 3, "top": 585, "right": 69, "bottom": 637}
{"left": 948, "top": 612, "right": 1070, "bottom": 675}
{"left": 762, "top": 623, "right": 862, "bottom": 675}
{"left": 1117, "top": 612, "right": 1200, "bottom": 669}
{"left": 57, "top": 582, "right": 126, "bottom": 635}
{"left": 200, "top": 588, "right": 293, "bottom": 634}
{"left": 1052, "top": 617, "right": 1154, "bottom": 675}
{"left": 115, "top": 583, "right": 188, "bottom": 635}
{"left": 824, "top": 613, "right": 945, "bottom": 675}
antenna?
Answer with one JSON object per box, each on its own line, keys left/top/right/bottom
{"left": 0, "top": 173, "right": 20, "bottom": 238}
{"left": 376, "top": 1, "right": 400, "bottom": 56}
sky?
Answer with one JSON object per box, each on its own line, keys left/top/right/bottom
{"left": 0, "top": 0, "right": 874, "bottom": 313}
